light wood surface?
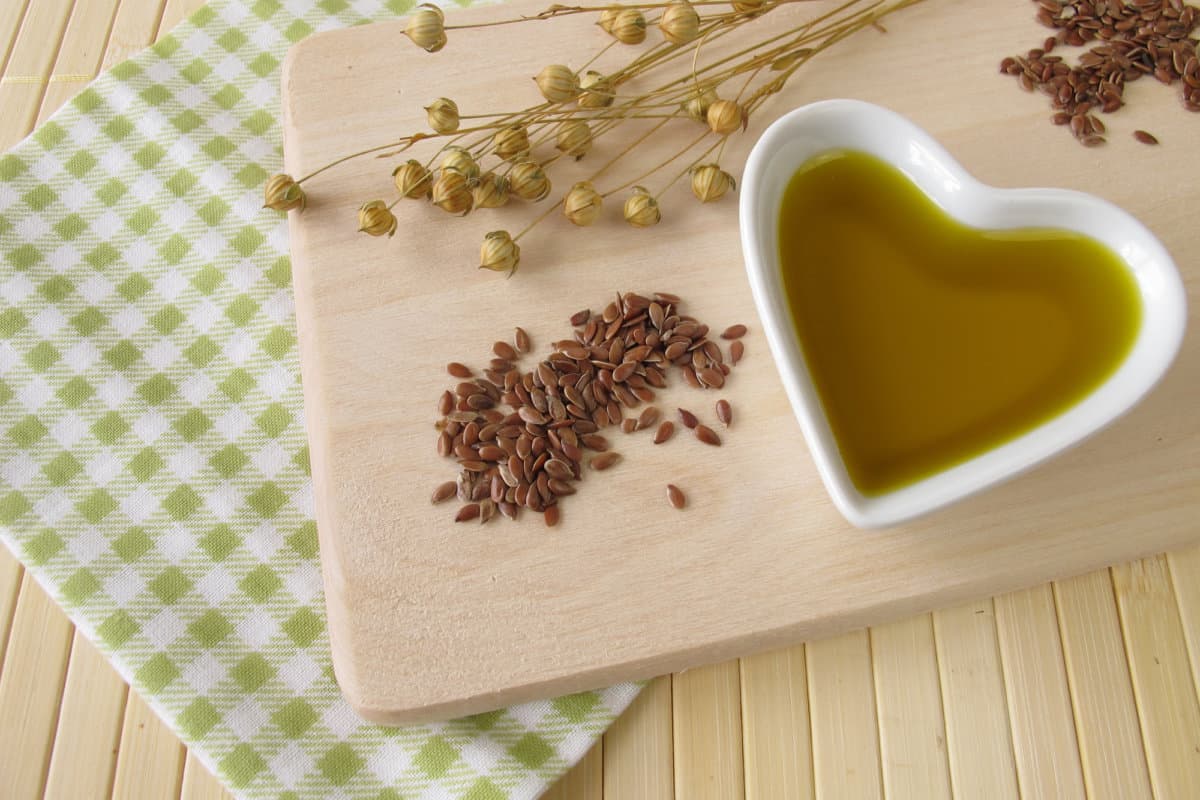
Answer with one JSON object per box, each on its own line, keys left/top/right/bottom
{"left": 870, "top": 616, "right": 952, "bottom": 799}
{"left": 1, "top": 1, "right": 1200, "bottom": 799}
{"left": 672, "top": 662, "right": 746, "bottom": 799}
{"left": 994, "top": 586, "right": 1087, "bottom": 799}
{"left": 740, "top": 645, "right": 814, "bottom": 799}
{"left": 282, "top": 0, "right": 1200, "bottom": 724}
{"left": 932, "top": 601, "right": 1021, "bottom": 798}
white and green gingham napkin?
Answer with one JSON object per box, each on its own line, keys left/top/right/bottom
{"left": 0, "top": 1, "right": 639, "bottom": 797}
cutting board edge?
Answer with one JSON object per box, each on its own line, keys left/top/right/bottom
{"left": 280, "top": 37, "right": 370, "bottom": 710}
{"left": 332, "top": 519, "right": 1199, "bottom": 725}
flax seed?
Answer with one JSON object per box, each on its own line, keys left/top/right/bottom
{"left": 581, "top": 433, "right": 610, "bottom": 451}
{"left": 667, "top": 484, "right": 686, "bottom": 509}
{"left": 590, "top": 452, "right": 621, "bottom": 471}
{"left": 715, "top": 399, "right": 732, "bottom": 427}
{"left": 721, "top": 324, "right": 748, "bottom": 339}
{"left": 515, "top": 327, "right": 532, "bottom": 354}
{"left": 695, "top": 424, "right": 721, "bottom": 446}
{"left": 431, "top": 481, "right": 457, "bottom": 504}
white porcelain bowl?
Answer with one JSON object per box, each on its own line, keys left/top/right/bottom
{"left": 739, "top": 99, "right": 1188, "bottom": 528}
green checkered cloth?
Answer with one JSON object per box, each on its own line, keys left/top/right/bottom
{"left": 0, "top": 1, "right": 639, "bottom": 797}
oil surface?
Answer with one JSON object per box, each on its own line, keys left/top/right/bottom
{"left": 778, "top": 150, "right": 1142, "bottom": 496}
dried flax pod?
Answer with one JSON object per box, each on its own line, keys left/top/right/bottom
{"left": 266, "top": 0, "right": 927, "bottom": 273}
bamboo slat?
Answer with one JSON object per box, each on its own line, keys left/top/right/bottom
{"left": 158, "top": 0, "right": 208, "bottom": 34}
{"left": 993, "top": 585, "right": 1087, "bottom": 799}
{"left": 1167, "top": 545, "right": 1200, "bottom": 690}
{"left": 870, "top": 616, "right": 953, "bottom": 800}
{"left": 1053, "top": 571, "right": 1153, "bottom": 800}
{"left": 111, "top": 690, "right": 187, "bottom": 799}
{"left": 543, "top": 740, "right": 603, "bottom": 800}
{"left": 603, "top": 675, "right": 674, "bottom": 800}
{"left": 0, "top": 548, "right": 21, "bottom": 667}
{"left": 44, "top": 633, "right": 128, "bottom": 799}
{"left": 673, "top": 663, "right": 745, "bottom": 800}
{"left": 101, "top": 0, "right": 167, "bottom": 68}
{"left": 0, "top": 0, "right": 75, "bottom": 150}
{"left": 739, "top": 645, "right": 815, "bottom": 800}
{"left": 1112, "top": 556, "right": 1200, "bottom": 797}
{"left": 805, "top": 630, "right": 882, "bottom": 800}
{"left": 39, "top": 0, "right": 121, "bottom": 117}
{"left": 932, "top": 601, "right": 1020, "bottom": 799}
{"left": 0, "top": 0, "right": 31, "bottom": 75}
{"left": 0, "top": 572, "right": 76, "bottom": 799}
{"left": 180, "top": 751, "right": 235, "bottom": 800}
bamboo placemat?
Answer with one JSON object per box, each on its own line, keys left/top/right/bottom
{"left": 1, "top": 1, "right": 1198, "bottom": 798}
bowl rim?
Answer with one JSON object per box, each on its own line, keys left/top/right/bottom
{"left": 738, "top": 98, "right": 1188, "bottom": 528}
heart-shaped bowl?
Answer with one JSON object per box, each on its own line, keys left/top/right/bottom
{"left": 740, "top": 99, "right": 1187, "bottom": 529}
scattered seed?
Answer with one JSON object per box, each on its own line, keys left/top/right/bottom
{"left": 570, "top": 309, "right": 591, "bottom": 326}
{"left": 479, "top": 499, "right": 497, "bottom": 524}
{"left": 730, "top": 340, "right": 744, "bottom": 364}
{"left": 716, "top": 399, "right": 732, "bottom": 426}
{"left": 544, "top": 505, "right": 561, "bottom": 527}
{"left": 621, "top": 418, "right": 638, "bottom": 434}
{"left": 1134, "top": 129, "right": 1160, "bottom": 144}
{"left": 638, "top": 406, "right": 660, "bottom": 429}
{"left": 1002, "top": 1, "right": 1199, "bottom": 145}
{"left": 455, "top": 503, "right": 481, "bottom": 522}
{"left": 667, "top": 484, "right": 686, "bottom": 509}
{"left": 721, "top": 324, "right": 748, "bottom": 340}
{"left": 447, "top": 362, "right": 472, "bottom": 378}
{"left": 654, "top": 421, "right": 675, "bottom": 444}
{"left": 678, "top": 408, "right": 700, "bottom": 428}
{"left": 695, "top": 424, "right": 721, "bottom": 446}
{"left": 515, "top": 327, "right": 532, "bottom": 354}
{"left": 590, "top": 452, "right": 622, "bottom": 470}
{"left": 431, "top": 481, "right": 457, "bottom": 504}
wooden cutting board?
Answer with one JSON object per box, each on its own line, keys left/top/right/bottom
{"left": 281, "top": 0, "right": 1199, "bottom": 724}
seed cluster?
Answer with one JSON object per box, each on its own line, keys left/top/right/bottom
{"left": 1002, "top": 0, "right": 1200, "bottom": 145}
{"left": 431, "top": 293, "right": 747, "bottom": 525}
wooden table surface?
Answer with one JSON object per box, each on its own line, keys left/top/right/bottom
{"left": 1, "top": 1, "right": 1198, "bottom": 798}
